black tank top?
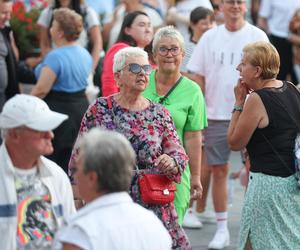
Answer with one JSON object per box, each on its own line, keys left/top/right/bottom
{"left": 246, "top": 81, "right": 300, "bottom": 177}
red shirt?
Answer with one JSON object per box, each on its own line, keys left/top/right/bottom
{"left": 101, "top": 42, "right": 129, "bottom": 97}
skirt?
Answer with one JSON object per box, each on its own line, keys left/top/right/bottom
{"left": 238, "top": 172, "right": 300, "bottom": 250}
{"left": 44, "top": 90, "right": 89, "bottom": 173}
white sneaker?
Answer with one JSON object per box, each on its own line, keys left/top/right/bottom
{"left": 182, "top": 208, "right": 203, "bottom": 229}
{"left": 196, "top": 210, "right": 216, "bottom": 224}
{"left": 208, "top": 229, "right": 230, "bottom": 249}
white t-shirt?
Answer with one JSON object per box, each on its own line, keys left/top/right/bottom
{"left": 181, "top": 40, "right": 196, "bottom": 72}
{"left": 53, "top": 192, "right": 172, "bottom": 250}
{"left": 259, "top": 0, "right": 300, "bottom": 38}
{"left": 38, "top": 5, "right": 100, "bottom": 48}
{"left": 175, "top": 0, "right": 213, "bottom": 43}
{"left": 187, "top": 22, "right": 268, "bottom": 120}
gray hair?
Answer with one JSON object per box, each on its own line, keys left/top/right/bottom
{"left": 113, "top": 47, "right": 148, "bottom": 73}
{"left": 78, "top": 128, "right": 136, "bottom": 193}
{"left": 152, "top": 26, "right": 185, "bottom": 54}
{"left": 1, "top": 127, "right": 24, "bottom": 140}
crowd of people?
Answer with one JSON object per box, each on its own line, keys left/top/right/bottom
{"left": 0, "top": 0, "right": 300, "bottom": 249}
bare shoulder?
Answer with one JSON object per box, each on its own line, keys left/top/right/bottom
{"left": 245, "top": 92, "right": 264, "bottom": 108}
{"left": 244, "top": 92, "right": 268, "bottom": 128}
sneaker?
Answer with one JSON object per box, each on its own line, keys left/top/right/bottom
{"left": 182, "top": 208, "right": 203, "bottom": 229}
{"left": 196, "top": 210, "right": 216, "bottom": 224}
{"left": 208, "top": 229, "right": 230, "bottom": 249}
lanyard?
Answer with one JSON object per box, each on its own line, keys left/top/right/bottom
{"left": 158, "top": 76, "right": 183, "bottom": 104}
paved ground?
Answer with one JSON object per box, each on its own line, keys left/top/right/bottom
{"left": 185, "top": 151, "right": 245, "bottom": 250}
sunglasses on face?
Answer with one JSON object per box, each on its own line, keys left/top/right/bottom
{"left": 121, "top": 63, "right": 152, "bottom": 75}
{"left": 224, "top": 0, "right": 246, "bottom": 5}
{"left": 158, "top": 47, "right": 181, "bottom": 56}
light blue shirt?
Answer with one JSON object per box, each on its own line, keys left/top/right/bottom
{"left": 35, "top": 45, "right": 92, "bottom": 93}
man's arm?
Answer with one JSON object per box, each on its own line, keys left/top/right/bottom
{"left": 257, "top": 16, "right": 269, "bottom": 33}
{"left": 88, "top": 25, "right": 103, "bottom": 72}
{"left": 39, "top": 25, "right": 51, "bottom": 57}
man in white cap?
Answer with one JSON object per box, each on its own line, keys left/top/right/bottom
{"left": 0, "top": 94, "right": 76, "bottom": 250}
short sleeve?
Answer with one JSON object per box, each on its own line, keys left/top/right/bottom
{"left": 185, "top": 87, "right": 207, "bottom": 131}
{"left": 42, "top": 51, "right": 61, "bottom": 76}
{"left": 259, "top": 0, "right": 272, "bottom": 18}
{"left": 54, "top": 225, "right": 92, "bottom": 250}
{"left": 37, "top": 7, "right": 52, "bottom": 28}
{"left": 85, "top": 7, "right": 100, "bottom": 29}
{"left": 146, "top": 8, "right": 163, "bottom": 27}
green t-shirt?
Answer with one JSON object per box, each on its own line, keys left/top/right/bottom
{"left": 143, "top": 71, "right": 207, "bottom": 216}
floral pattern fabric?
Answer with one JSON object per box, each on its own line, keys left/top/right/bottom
{"left": 69, "top": 96, "right": 192, "bottom": 249}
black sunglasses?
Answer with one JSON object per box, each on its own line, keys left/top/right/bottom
{"left": 121, "top": 63, "right": 152, "bottom": 75}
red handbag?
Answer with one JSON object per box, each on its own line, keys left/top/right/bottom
{"left": 138, "top": 173, "right": 176, "bottom": 205}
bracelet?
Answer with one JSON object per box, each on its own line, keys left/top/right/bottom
{"left": 232, "top": 105, "right": 243, "bottom": 113}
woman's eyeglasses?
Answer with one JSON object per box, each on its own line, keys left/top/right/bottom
{"left": 120, "top": 63, "right": 152, "bottom": 75}
{"left": 158, "top": 47, "right": 181, "bottom": 57}
{"left": 224, "top": 0, "right": 246, "bottom": 5}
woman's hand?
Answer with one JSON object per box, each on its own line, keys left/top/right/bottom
{"left": 155, "top": 154, "right": 178, "bottom": 175}
{"left": 234, "top": 79, "right": 249, "bottom": 106}
{"left": 190, "top": 175, "right": 203, "bottom": 200}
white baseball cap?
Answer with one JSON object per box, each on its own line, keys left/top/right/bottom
{"left": 0, "top": 94, "right": 68, "bottom": 131}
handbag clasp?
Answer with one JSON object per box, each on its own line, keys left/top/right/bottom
{"left": 163, "top": 189, "right": 170, "bottom": 195}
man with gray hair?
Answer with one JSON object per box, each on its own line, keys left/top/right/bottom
{"left": 0, "top": 94, "right": 75, "bottom": 250}
{"left": 54, "top": 128, "right": 172, "bottom": 250}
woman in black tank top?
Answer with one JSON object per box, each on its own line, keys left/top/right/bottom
{"left": 228, "top": 41, "right": 300, "bottom": 250}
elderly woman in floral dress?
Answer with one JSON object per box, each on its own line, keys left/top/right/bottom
{"left": 69, "top": 46, "right": 192, "bottom": 249}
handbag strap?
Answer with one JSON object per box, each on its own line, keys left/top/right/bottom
{"left": 158, "top": 76, "right": 183, "bottom": 104}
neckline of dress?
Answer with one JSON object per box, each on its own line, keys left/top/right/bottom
{"left": 111, "top": 95, "right": 152, "bottom": 113}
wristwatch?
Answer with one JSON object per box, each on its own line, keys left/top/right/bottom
{"left": 232, "top": 105, "right": 243, "bottom": 113}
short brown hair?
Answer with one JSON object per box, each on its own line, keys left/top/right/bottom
{"left": 243, "top": 41, "right": 280, "bottom": 79}
{"left": 53, "top": 8, "right": 83, "bottom": 42}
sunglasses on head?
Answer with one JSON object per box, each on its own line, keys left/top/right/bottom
{"left": 121, "top": 63, "right": 152, "bottom": 75}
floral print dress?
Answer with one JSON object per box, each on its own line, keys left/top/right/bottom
{"left": 69, "top": 96, "right": 192, "bottom": 250}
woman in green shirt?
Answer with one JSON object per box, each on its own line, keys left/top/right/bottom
{"left": 143, "top": 26, "right": 207, "bottom": 225}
